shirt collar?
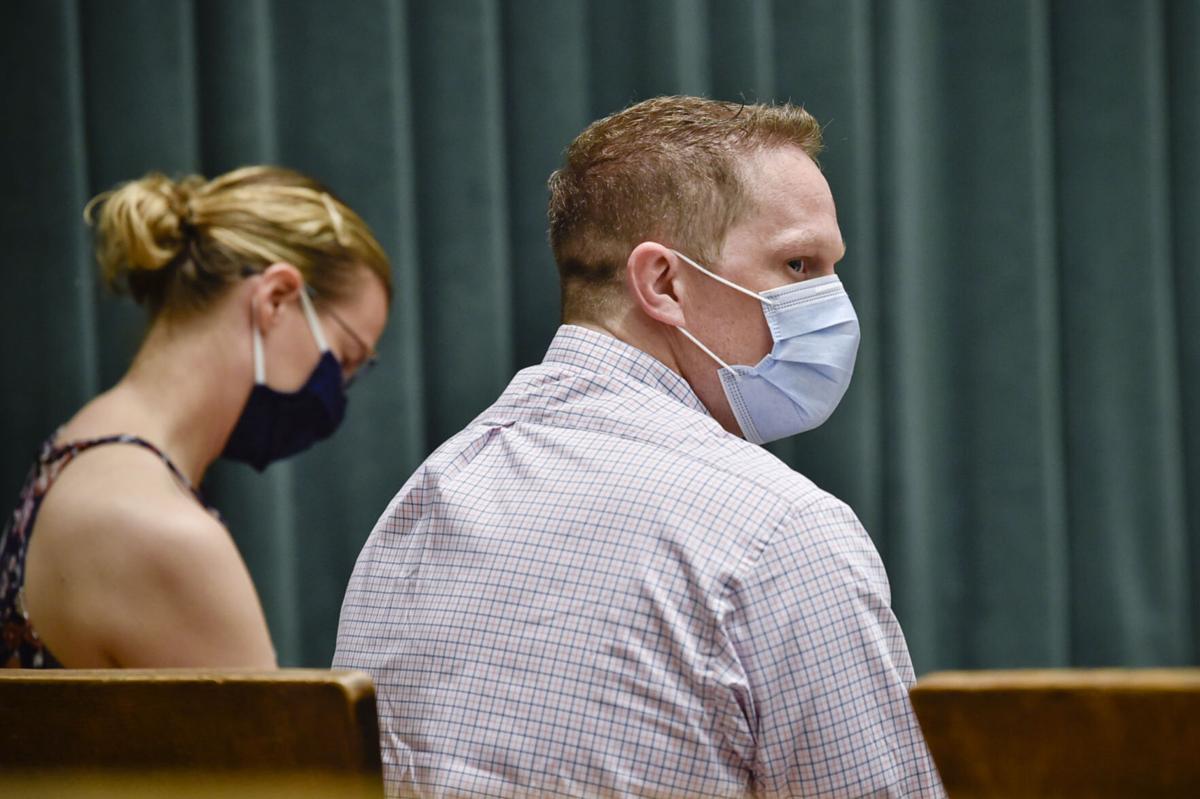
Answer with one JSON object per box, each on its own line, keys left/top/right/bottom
{"left": 543, "top": 325, "right": 710, "bottom": 416}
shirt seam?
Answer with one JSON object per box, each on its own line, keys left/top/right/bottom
{"left": 712, "top": 494, "right": 859, "bottom": 788}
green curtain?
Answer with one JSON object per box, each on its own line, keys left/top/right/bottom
{"left": 2, "top": 0, "right": 1196, "bottom": 672}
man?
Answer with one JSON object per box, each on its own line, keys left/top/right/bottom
{"left": 336, "top": 96, "right": 944, "bottom": 798}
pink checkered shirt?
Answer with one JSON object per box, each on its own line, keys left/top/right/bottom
{"left": 335, "top": 325, "right": 944, "bottom": 798}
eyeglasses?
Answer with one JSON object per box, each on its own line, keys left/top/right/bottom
{"left": 307, "top": 286, "right": 378, "bottom": 389}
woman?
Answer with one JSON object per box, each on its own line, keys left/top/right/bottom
{"left": 1, "top": 166, "right": 391, "bottom": 668}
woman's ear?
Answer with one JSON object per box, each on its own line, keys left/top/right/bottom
{"left": 626, "top": 242, "right": 686, "bottom": 328}
{"left": 251, "top": 262, "right": 304, "bottom": 331}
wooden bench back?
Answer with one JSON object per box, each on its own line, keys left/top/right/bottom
{"left": 0, "top": 669, "right": 381, "bottom": 780}
{"left": 911, "top": 669, "right": 1200, "bottom": 797}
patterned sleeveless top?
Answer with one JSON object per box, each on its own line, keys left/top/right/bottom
{"left": 1, "top": 433, "right": 219, "bottom": 668}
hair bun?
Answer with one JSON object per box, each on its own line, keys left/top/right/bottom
{"left": 86, "top": 172, "right": 201, "bottom": 288}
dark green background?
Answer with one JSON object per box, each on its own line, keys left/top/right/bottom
{"left": 2, "top": 0, "right": 1197, "bottom": 672}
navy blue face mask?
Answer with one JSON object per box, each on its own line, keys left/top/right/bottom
{"left": 222, "top": 288, "right": 348, "bottom": 471}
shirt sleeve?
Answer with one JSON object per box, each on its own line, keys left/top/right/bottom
{"left": 723, "top": 493, "right": 945, "bottom": 798}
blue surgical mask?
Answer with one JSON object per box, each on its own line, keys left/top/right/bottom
{"left": 671, "top": 250, "right": 860, "bottom": 444}
{"left": 222, "top": 288, "right": 347, "bottom": 471}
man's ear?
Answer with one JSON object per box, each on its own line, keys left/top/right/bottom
{"left": 626, "top": 242, "right": 686, "bottom": 328}
{"left": 251, "top": 262, "right": 304, "bottom": 331}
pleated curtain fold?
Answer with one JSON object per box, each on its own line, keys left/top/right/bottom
{"left": 1, "top": 0, "right": 1196, "bottom": 670}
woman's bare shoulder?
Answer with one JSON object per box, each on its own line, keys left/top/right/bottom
{"left": 31, "top": 440, "right": 220, "bottom": 554}
{"left": 23, "top": 441, "right": 274, "bottom": 668}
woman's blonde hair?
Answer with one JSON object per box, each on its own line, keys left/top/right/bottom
{"left": 85, "top": 165, "right": 391, "bottom": 317}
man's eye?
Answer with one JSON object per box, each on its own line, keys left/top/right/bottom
{"left": 787, "top": 259, "right": 807, "bottom": 273}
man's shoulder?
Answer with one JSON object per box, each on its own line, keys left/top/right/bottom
{"left": 681, "top": 432, "right": 824, "bottom": 502}
{"left": 429, "top": 361, "right": 834, "bottom": 510}
{"left": 395, "top": 359, "right": 857, "bottom": 549}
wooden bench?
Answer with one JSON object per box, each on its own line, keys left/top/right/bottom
{"left": 0, "top": 668, "right": 383, "bottom": 797}
{"left": 911, "top": 669, "right": 1200, "bottom": 798}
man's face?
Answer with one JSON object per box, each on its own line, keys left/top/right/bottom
{"left": 674, "top": 145, "right": 846, "bottom": 436}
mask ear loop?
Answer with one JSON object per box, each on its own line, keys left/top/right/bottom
{"left": 670, "top": 249, "right": 777, "bottom": 306}
{"left": 676, "top": 326, "right": 732, "bottom": 370}
{"left": 298, "top": 287, "right": 332, "bottom": 353}
{"left": 669, "top": 248, "right": 772, "bottom": 369}
{"left": 251, "top": 302, "right": 267, "bottom": 385}
{"left": 242, "top": 265, "right": 270, "bottom": 385}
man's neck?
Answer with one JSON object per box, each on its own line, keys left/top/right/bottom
{"left": 566, "top": 309, "right": 684, "bottom": 377}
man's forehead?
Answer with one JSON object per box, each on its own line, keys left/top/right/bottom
{"left": 736, "top": 148, "right": 841, "bottom": 245}
{"left": 739, "top": 146, "right": 834, "bottom": 204}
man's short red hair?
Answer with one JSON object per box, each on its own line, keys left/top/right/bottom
{"left": 548, "top": 95, "right": 823, "bottom": 321}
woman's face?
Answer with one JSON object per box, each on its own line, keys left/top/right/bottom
{"left": 260, "top": 265, "right": 389, "bottom": 393}
{"left": 315, "top": 267, "right": 390, "bottom": 388}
